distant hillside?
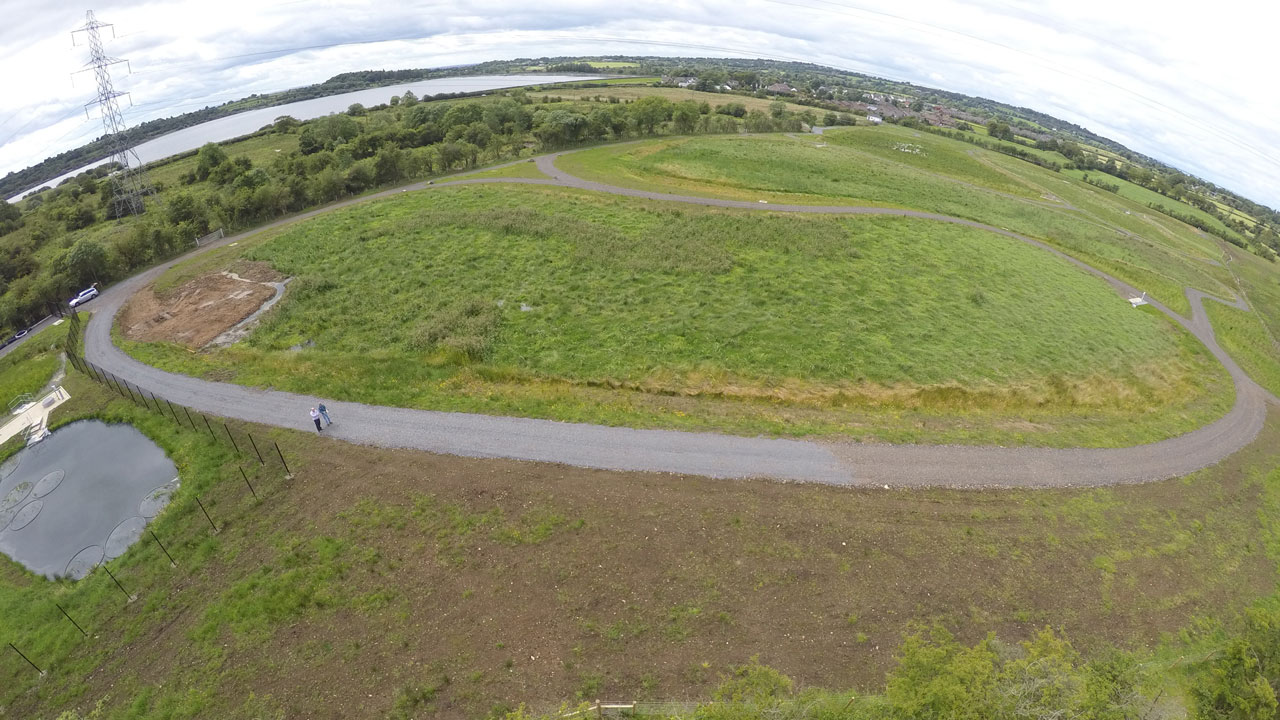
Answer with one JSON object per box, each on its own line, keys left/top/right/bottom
{"left": 4, "top": 54, "right": 1276, "bottom": 236}
{"left": 0, "top": 60, "right": 633, "bottom": 199}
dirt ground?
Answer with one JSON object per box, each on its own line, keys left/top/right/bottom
{"left": 118, "top": 260, "right": 284, "bottom": 349}
{"left": 28, "top": 402, "right": 1275, "bottom": 720}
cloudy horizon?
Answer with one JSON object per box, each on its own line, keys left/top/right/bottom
{"left": 0, "top": 0, "right": 1276, "bottom": 210}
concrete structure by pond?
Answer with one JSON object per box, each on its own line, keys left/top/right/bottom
{"left": 0, "top": 421, "right": 178, "bottom": 579}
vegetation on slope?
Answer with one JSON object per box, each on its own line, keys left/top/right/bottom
{"left": 558, "top": 130, "right": 1241, "bottom": 317}
{"left": 0, "top": 88, "right": 820, "bottom": 338}
{"left": 119, "top": 184, "right": 1230, "bottom": 448}
{"left": 0, "top": 348, "right": 1276, "bottom": 718}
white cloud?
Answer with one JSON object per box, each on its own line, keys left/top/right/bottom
{"left": 0, "top": 0, "right": 1276, "bottom": 208}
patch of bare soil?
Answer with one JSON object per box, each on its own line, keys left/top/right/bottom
{"left": 119, "top": 261, "right": 284, "bottom": 349}
{"left": 32, "top": 407, "right": 1280, "bottom": 720}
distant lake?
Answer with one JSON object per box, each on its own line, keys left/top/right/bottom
{"left": 14, "top": 74, "right": 603, "bottom": 200}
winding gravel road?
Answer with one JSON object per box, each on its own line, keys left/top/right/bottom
{"left": 67, "top": 147, "right": 1277, "bottom": 488}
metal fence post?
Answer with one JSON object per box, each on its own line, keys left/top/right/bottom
{"left": 223, "top": 423, "right": 240, "bottom": 453}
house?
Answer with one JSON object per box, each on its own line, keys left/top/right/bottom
{"left": 867, "top": 115, "right": 883, "bottom": 124}
{"left": 765, "top": 83, "right": 796, "bottom": 94}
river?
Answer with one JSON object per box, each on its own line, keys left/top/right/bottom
{"left": 13, "top": 74, "right": 602, "bottom": 200}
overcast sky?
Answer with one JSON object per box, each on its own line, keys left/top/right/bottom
{"left": 0, "top": 0, "right": 1276, "bottom": 209}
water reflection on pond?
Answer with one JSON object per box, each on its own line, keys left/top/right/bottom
{"left": 0, "top": 421, "right": 178, "bottom": 579}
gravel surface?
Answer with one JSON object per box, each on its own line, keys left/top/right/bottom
{"left": 65, "top": 147, "right": 1277, "bottom": 488}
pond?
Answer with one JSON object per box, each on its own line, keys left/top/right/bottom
{"left": 0, "top": 421, "right": 178, "bottom": 579}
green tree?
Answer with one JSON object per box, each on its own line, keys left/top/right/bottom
{"left": 165, "top": 191, "right": 210, "bottom": 235}
{"left": 743, "top": 110, "right": 774, "bottom": 133}
{"left": 273, "top": 115, "right": 300, "bottom": 133}
{"left": 194, "top": 142, "right": 228, "bottom": 180}
{"left": 373, "top": 146, "right": 406, "bottom": 184}
{"left": 344, "top": 159, "right": 376, "bottom": 193}
{"left": 716, "top": 102, "right": 747, "bottom": 118}
{"left": 630, "top": 96, "right": 673, "bottom": 135}
{"left": 768, "top": 100, "right": 787, "bottom": 119}
{"left": 672, "top": 100, "right": 700, "bottom": 134}
{"left": 58, "top": 238, "right": 107, "bottom": 287}
{"left": 532, "top": 109, "right": 588, "bottom": 147}
{"left": 308, "top": 166, "right": 346, "bottom": 204}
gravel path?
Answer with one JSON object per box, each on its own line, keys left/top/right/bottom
{"left": 72, "top": 147, "right": 1277, "bottom": 488}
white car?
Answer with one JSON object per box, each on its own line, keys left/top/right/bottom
{"left": 69, "top": 286, "right": 99, "bottom": 308}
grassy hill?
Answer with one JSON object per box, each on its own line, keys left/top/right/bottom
{"left": 559, "top": 129, "right": 1241, "bottom": 317}
{"left": 120, "top": 180, "right": 1230, "bottom": 448}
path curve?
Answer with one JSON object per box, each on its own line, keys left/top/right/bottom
{"left": 82, "top": 146, "right": 1278, "bottom": 488}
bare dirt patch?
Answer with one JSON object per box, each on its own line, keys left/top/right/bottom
{"left": 21, "top": 382, "right": 1280, "bottom": 720}
{"left": 119, "top": 260, "right": 285, "bottom": 349}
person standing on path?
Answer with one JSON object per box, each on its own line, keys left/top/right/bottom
{"left": 318, "top": 402, "right": 332, "bottom": 426}
{"left": 310, "top": 407, "right": 322, "bottom": 432}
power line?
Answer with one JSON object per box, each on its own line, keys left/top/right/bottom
{"left": 72, "top": 9, "right": 155, "bottom": 218}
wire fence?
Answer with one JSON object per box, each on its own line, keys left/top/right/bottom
{"left": 3, "top": 309, "right": 298, "bottom": 681}
{"left": 60, "top": 312, "right": 292, "bottom": 476}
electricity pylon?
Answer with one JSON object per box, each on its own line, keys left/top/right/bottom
{"left": 72, "top": 10, "right": 154, "bottom": 218}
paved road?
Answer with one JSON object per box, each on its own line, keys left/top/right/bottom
{"left": 75, "top": 148, "right": 1277, "bottom": 488}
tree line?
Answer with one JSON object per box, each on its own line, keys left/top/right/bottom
{"left": 0, "top": 91, "right": 820, "bottom": 335}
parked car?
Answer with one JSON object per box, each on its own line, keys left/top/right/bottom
{"left": 69, "top": 286, "right": 99, "bottom": 308}
{"left": 13, "top": 328, "right": 28, "bottom": 340}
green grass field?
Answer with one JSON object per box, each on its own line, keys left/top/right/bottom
{"left": 528, "top": 85, "right": 813, "bottom": 114}
{"left": 558, "top": 129, "right": 1241, "bottom": 317}
{"left": 147, "top": 133, "right": 300, "bottom": 188}
{"left": 121, "top": 183, "right": 1231, "bottom": 448}
{"left": 1061, "top": 168, "right": 1246, "bottom": 244}
{"left": 0, "top": 320, "right": 70, "bottom": 405}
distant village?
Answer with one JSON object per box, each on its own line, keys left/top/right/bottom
{"left": 659, "top": 73, "right": 1050, "bottom": 142}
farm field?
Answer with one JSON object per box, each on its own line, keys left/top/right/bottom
{"left": 528, "top": 85, "right": 814, "bottom": 115}
{"left": 1060, "top": 167, "right": 1247, "bottom": 244}
{"left": 118, "top": 182, "right": 1232, "bottom": 448}
{"left": 3, "top": 355, "right": 1280, "bottom": 719}
{"left": 558, "top": 129, "right": 1241, "bottom": 316}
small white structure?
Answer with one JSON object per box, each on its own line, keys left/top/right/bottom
{"left": 1, "top": 386, "right": 70, "bottom": 446}
{"left": 867, "top": 115, "right": 883, "bottom": 125}
{"left": 1129, "top": 292, "right": 1149, "bottom": 308}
